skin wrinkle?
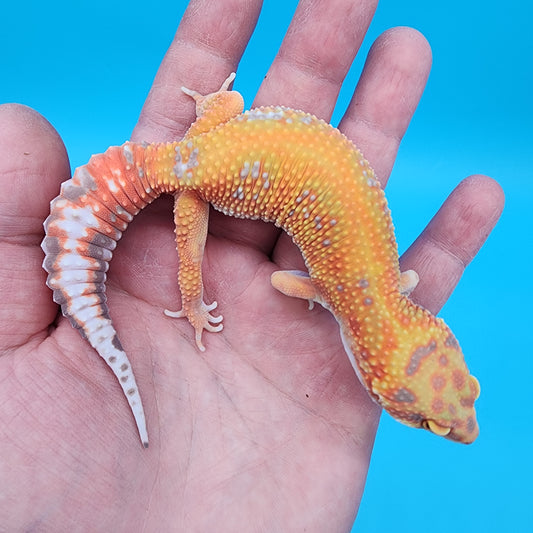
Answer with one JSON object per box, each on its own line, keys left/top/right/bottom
{"left": 425, "top": 231, "right": 469, "bottom": 271}
{"left": 256, "top": 0, "right": 377, "bottom": 111}
{"left": 167, "top": 39, "right": 237, "bottom": 82}
{"left": 267, "top": 57, "right": 341, "bottom": 103}
{"left": 133, "top": 0, "right": 259, "bottom": 143}
{"left": 347, "top": 116, "right": 402, "bottom": 171}
{"left": 208, "top": 210, "right": 280, "bottom": 255}
{"left": 402, "top": 245, "right": 463, "bottom": 315}
{"left": 340, "top": 28, "right": 432, "bottom": 183}
{"left": 402, "top": 177, "right": 505, "bottom": 297}
{"left": 282, "top": 0, "right": 377, "bottom": 71}
{"left": 275, "top": 35, "right": 350, "bottom": 85}
{"left": 0, "top": 103, "right": 71, "bottom": 350}
{"left": 181, "top": 0, "right": 259, "bottom": 54}
{"left": 428, "top": 180, "right": 504, "bottom": 266}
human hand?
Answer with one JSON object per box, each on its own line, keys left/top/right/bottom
{"left": 0, "top": 0, "right": 504, "bottom": 530}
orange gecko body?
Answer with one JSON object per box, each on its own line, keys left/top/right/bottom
{"left": 42, "top": 74, "right": 480, "bottom": 448}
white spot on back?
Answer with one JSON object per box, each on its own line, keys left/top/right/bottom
{"left": 251, "top": 161, "right": 261, "bottom": 179}
{"left": 246, "top": 108, "right": 285, "bottom": 121}
{"left": 240, "top": 161, "right": 250, "bottom": 179}
{"left": 57, "top": 252, "right": 108, "bottom": 271}
{"left": 174, "top": 146, "right": 199, "bottom": 179}
{"left": 123, "top": 144, "right": 134, "bottom": 165}
{"left": 116, "top": 205, "right": 134, "bottom": 221}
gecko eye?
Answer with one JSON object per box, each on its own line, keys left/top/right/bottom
{"left": 421, "top": 419, "right": 451, "bottom": 436}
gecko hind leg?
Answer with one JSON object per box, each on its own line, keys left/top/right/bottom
{"left": 181, "top": 72, "right": 236, "bottom": 102}
{"left": 399, "top": 269, "right": 419, "bottom": 296}
{"left": 164, "top": 190, "right": 224, "bottom": 352}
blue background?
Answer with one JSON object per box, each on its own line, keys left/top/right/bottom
{"left": 1, "top": 1, "right": 531, "bottom": 531}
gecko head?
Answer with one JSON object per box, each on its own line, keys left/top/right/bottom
{"left": 370, "top": 329, "right": 481, "bottom": 444}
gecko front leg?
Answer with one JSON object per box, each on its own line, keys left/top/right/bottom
{"left": 270, "top": 270, "right": 325, "bottom": 310}
{"left": 164, "top": 190, "right": 223, "bottom": 351}
{"left": 271, "top": 268, "right": 420, "bottom": 306}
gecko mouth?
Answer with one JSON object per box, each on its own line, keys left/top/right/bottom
{"left": 421, "top": 419, "right": 451, "bottom": 436}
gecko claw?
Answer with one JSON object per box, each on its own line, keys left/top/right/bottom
{"left": 165, "top": 300, "right": 224, "bottom": 351}
{"left": 208, "top": 313, "right": 223, "bottom": 324}
{"left": 164, "top": 308, "right": 186, "bottom": 319}
{"left": 204, "top": 300, "right": 218, "bottom": 312}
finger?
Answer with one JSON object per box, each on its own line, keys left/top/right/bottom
{"left": 216, "top": 0, "right": 378, "bottom": 259}
{"left": 399, "top": 175, "right": 505, "bottom": 314}
{"left": 132, "top": 0, "right": 262, "bottom": 143}
{"left": 255, "top": 0, "right": 378, "bottom": 116}
{"left": 273, "top": 25, "right": 431, "bottom": 269}
{"left": 339, "top": 26, "right": 432, "bottom": 185}
{"left": 0, "top": 104, "right": 70, "bottom": 352}
{"left": 130, "top": 0, "right": 271, "bottom": 262}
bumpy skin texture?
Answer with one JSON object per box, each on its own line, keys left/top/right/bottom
{"left": 42, "top": 76, "right": 480, "bottom": 448}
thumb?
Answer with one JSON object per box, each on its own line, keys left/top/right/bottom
{"left": 0, "top": 104, "right": 70, "bottom": 352}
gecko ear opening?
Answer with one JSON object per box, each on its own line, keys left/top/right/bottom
{"left": 422, "top": 419, "right": 451, "bottom": 436}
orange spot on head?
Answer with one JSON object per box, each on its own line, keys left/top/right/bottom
{"left": 432, "top": 398, "right": 445, "bottom": 413}
{"left": 431, "top": 374, "right": 446, "bottom": 391}
{"left": 452, "top": 370, "right": 466, "bottom": 390}
{"left": 460, "top": 396, "right": 475, "bottom": 408}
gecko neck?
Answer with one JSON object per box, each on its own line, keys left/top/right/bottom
{"left": 339, "top": 289, "right": 447, "bottom": 399}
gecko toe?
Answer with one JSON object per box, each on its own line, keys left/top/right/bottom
{"left": 164, "top": 308, "right": 185, "bottom": 318}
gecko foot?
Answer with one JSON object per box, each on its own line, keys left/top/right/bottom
{"left": 271, "top": 270, "right": 324, "bottom": 310}
{"left": 181, "top": 72, "right": 236, "bottom": 101}
{"left": 399, "top": 269, "right": 419, "bottom": 296}
{"left": 164, "top": 301, "right": 223, "bottom": 352}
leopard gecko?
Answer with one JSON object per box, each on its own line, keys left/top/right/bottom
{"left": 41, "top": 73, "right": 480, "bottom": 448}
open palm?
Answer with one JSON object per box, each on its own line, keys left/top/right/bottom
{"left": 0, "top": 1, "right": 503, "bottom": 531}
